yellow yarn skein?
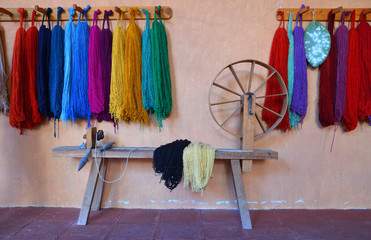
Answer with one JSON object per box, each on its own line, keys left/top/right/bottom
{"left": 121, "top": 8, "right": 149, "bottom": 124}
{"left": 109, "top": 11, "right": 126, "bottom": 123}
{"left": 183, "top": 142, "right": 216, "bottom": 193}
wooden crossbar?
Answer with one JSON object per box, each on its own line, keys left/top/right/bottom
{"left": 52, "top": 146, "right": 278, "bottom": 229}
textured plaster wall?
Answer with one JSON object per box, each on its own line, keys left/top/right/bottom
{"left": 0, "top": 0, "right": 370, "bottom": 209}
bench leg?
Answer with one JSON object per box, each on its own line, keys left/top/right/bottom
{"left": 231, "top": 159, "right": 252, "bottom": 229}
{"left": 92, "top": 159, "right": 108, "bottom": 211}
{"left": 77, "top": 157, "right": 102, "bottom": 225}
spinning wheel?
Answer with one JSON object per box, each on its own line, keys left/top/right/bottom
{"left": 209, "top": 59, "right": 288, "bottom": 171}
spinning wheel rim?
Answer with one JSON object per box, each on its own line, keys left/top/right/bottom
{"left": 209, "top": 59, "right": 288, "bottom": 138}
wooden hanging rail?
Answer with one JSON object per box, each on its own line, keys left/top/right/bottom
{"left": 0, "top": 6, "right": 172, "bottom": 22}
{"left": 276, "top": 7, "right": 371, "bottom": 21}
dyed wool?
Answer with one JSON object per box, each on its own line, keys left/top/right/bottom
{"left": 287, "top": 12, "right": 300, "bottom": 128}
{"left": 152, "top": 6, "right": 172, "bottom": 129}
{"left": 291, "top": 5, "right": 308, "bottom": 123}
{"left": 334, "top": 11, "right": 351, "bottom": 123}
{"left": 68, "top": 5, "right": 91, "bottom": 122}
{"left": 88, "top": 9, "right": 104, "bottom": 119}
{"left": 343, "top": 11, "right": 361, "bottom": 131}
{"left": 142, "top": 9, "right": 155, "bottom": 116}
{"left": 96, "top": 10, "right": 113, "bottom": 122}
{"left": 262, "top": 11, "right": 290, "bottom": 131}
{"left": 318, "top": 10, "right": 337, "bottom": 127}
{"left": 24, "top": 10, "right": 43, "bottom": 129}
{"left": 153, "top": 139, "right": 191, "bottom": 191}
{"left": 109, "top": 11, "right": 126, "bottom": 123}
{"left": 357, "top": 11, "right": 371, "bottom": 123}
{"left": 49, "top": 7, "right": 65, "bottom": 120}
{"left": 9, "top": 8, "right": 26, "bottom": 133}
{"left": 0, "top": 24, "right": 9, "bottom": 114}
{"left": 183, "top": 142, "right": 216, "bottom": 193}
{"left": 122, "top": 8, "right": 149, "bottom": 124}
{"left": 60, "top": 7, "right": 76, "bottom": 122}
{"left": 37, "top": 8, "right": 52, "bottom": 118}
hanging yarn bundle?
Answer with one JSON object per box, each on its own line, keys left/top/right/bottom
{"left": 183, "top": 142, "right": 216, "bottom": 193}
{"left": 343, "top": 11, "right": 361, "bottom": 132}
{"left": 142, "top": 9, "right": 155, "bottom": 116}
{"left": 88, "top": 9, "right": 104, "bottom": 119}
{"left": 334, "top": 11, "right": 351, "bottom": 124}
{"left": 69, "top": 5, "right": 91, "bottom": 123}
{"left": 49, "top": 7, "right": 65, "bottom": 122}
{"left": 291, "top": 5, "right": 308, "bottom": 124}
{"left": 318, "top": 10, "right": 337, "bottom": 128}
{"left": 357, "top": 10, "right": 371, "bottom": 124}
{"left": 60, "top": 7, "right": 76, "bottom": 122}
{"left": 0, "top": 24, "right": 9, "bottom": 114}
{"left": 109, "top": 10, "right": 126, "bottom": 123}
{"left": 152, "top": 6, "right": 172, "bottom": 129}
{"left": 97, "top": 10, "right": 113, "bottom": 122}
{"left": 304, "top": 13, "right": 331, "bottom": 68}
{"left": 9, "top": 8, "right": 26, "bottom": 133}
{"left": 287, "top": 12, "right": 300, "bottom": 128}
{"left": 262, "top": 11, "right": 290, "bottom": 131}
{"left": 122, "top": 7, "right": 149, "bottom": 125}
{"left": 24, "top": 10, "right": 43, "bottom": 129}
{"left": 37, "top": 8, "right": 52, "bottom": 119}
{"left": 153, "top": 139, "right": 191, "bottom": 191}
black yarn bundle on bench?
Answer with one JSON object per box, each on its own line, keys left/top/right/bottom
{"left": 153, "top": 139, "right": 191, "bottom": 191}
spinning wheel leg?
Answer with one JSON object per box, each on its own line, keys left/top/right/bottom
{"left": 231, "top": 159, "right": 252, "bottom": 229}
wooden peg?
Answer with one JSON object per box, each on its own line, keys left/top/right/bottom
{"left": 86, "top": 127, "right": 97, "bottom": 149}
{"left": 331, "top": 7, "right": 343, "bottom": 14}
{"left": 73, "top": 4, "right": 84, "bottom": 14}
{"left": 299, "top": 6, "right": 310, "bottom": 15}
{"left": 35, "top": 5, "right": 47, "bottom": 15}
{"left": 114, "top": 6, "right": 121, "bottom": 14}
{"left": 0, "top": 7, "right": 12, "bottom": 16}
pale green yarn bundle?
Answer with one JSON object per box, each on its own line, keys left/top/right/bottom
{"left": 304, "top": 20, "right": 331, "bottom": 68}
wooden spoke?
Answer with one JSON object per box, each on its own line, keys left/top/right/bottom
{"left": 256, "top": 93, "right": 287, "bottom": 99}
{"left": 228, "top": 65, "right": 246, "bottom": 93}
{"left": 213, "top": 82, "right": 242, "bottom": 97}
{"left": 210, "top": 99, "right": 242, "bottom": 106}
{"left": 220, "top": 105, "right": 243, "bottom": 127}
{"left": 255, "top": 103, "right": 283, "bottom": 118}
{"left": 248, "top": 61, "right": 255, "bottom": 92}
{"left": 253, "top": 71, "right": 276, "bottom": 94}
{"left": 255, "top": 114, "right": 266, "bottom": 133}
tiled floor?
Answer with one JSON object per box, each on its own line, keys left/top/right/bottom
{"left": 0, "top": 207, "right": 370, "bottom": 240}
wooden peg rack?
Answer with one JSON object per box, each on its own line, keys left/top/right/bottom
{"left": 276, "top": 8, "right": 371, "bottom": 21}
{"left": 0, "top": 6, "right": 172, "bottom": 22}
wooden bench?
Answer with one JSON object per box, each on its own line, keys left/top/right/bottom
{"left": 52, "top": 146, "right": 278, "bottom": 229}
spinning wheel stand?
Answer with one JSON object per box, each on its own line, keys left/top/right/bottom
{"left": 208, "top": 59, "right": 288, "bottom": 227}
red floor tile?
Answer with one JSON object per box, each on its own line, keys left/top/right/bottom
{"left": 109, "top": 223, "right": 155, "bottom": 238}
{"left": 200, "top": 209, "right": 241, "bottom": 224}
{"left": 202, "top": 222, "right": 245, "bottom": 239}
{"left": 7, "top": 236, "right": 56, "bottom": 240}
{"left": 159, "top": 209, "right": 199, "bottom": 223}
{"left": 16, "top": 221, "right": 71, "bottom": 237}
{"left": 117, "top": 209, "right": 159, "bottom": 224}
{"left": 155, "top": 222, "right": 203, "bottom": 238}
{"left": 89, "top": 208, "right": 122, "bottom": 224}
{"left": 60, "top": 223, "right": 113, "bottom": 238}
{"left": 36, "top": 208, "right": 79, "bottom": 223}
